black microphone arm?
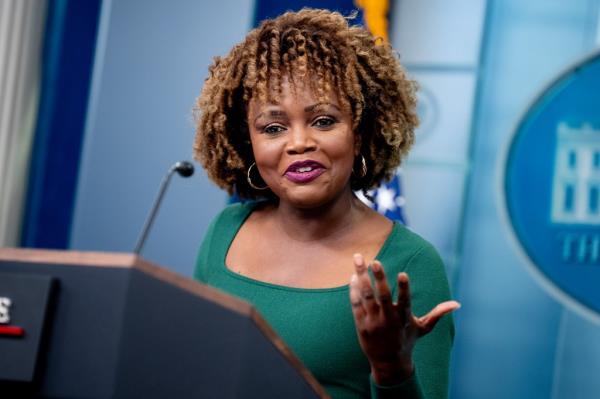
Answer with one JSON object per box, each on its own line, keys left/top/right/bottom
{"left": 133, "top": 161, "right": 195, "bottom": 255}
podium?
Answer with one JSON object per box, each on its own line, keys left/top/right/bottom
{"left": 0, "top": 248, "right": 328, "bottom": 398}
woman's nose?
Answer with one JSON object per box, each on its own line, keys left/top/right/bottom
{"left": 285, "top": 126, "right": 317, "bottom": 154}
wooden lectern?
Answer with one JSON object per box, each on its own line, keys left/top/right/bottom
{"left": 0, "top": 248, "right": 328, "bottom": 398}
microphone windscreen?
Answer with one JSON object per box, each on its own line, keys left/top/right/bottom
{"left": 174, "top": 161, "right": 194, "bottom": 177}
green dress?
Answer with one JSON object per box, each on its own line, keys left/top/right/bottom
{"left": 194, "top": 202, "right": 454, "bottom": 399}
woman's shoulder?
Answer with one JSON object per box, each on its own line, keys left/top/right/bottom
{"left": 195, "top": 200, "right": 268, "bottom": 282}
{"left": 381, "top": 223, "right": 442, "bottom": 266}
{"left": 383, "top": 223, "right": 452, "bottom": 307}
{"left": 380, "top": 223, "right": 447, "bottom": 280}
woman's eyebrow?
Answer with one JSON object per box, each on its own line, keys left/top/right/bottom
{"left": 254, "top": 109, "right": 286, "bottom": 123}
{"left": 304, "top": 102, "right": 341, "bottom": 113}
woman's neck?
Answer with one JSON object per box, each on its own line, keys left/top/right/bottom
{"left": 272, "top": 188, "right": 367, "bottom": 243}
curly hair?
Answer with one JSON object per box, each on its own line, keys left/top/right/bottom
{"left": 193, "top": 8, "right": 418, "bottom": 199}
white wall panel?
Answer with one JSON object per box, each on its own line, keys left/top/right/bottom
{"left": 407, "top": 71, "right": 477, "bottom": 165}
{"left": 391, "top": 0, "right": 486, "bottom": 67}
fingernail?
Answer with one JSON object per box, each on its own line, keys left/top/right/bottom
{"left": 372, "top": 261, "right": 381, "bottom": 273}
{"left": 350, "top": 274, "right": 358, "bottom": 284}
{"left": 353, "top": 253, "right": 363, "bottom": 265}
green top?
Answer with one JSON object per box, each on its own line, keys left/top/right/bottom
{"left": 194, "top": 202, "right": 454, "bottom": 399}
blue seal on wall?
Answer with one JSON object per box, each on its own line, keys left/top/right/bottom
{"left": 415, "top": 83, "right": 439, "bottom": 144}
{"left": 504, "top": 51, "right": 600, "bottom": 318}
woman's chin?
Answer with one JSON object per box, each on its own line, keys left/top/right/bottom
{"left": 276, "top": 184, "right": 353, "bottom": 210}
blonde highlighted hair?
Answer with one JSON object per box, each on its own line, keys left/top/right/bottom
{"left": 193, "top": 8, "right": 418, "bottom": 199}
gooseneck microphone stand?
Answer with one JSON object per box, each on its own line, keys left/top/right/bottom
{"left": 133, "top": 161, "right": 194, "bottom": 255}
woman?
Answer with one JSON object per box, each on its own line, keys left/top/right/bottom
{"left": 193, "top": 8, "right": 459, "bottom": 399}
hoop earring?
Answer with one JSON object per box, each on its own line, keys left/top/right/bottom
{"left": 247, "top": 162, "right": 269, "bottom": 190}
{"left": 353, "top": 155, "right": 367, "bottom": 178}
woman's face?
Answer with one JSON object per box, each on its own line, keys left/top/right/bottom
{"left": 247, "top": 79, "right": 359, "bottom": 209}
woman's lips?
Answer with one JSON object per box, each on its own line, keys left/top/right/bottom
{"left": 284, "top": 160, "right": 326, "bottom": 183}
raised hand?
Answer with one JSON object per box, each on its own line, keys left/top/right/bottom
{"left": 349, "top": 253, "right": 460, "bottom": 385}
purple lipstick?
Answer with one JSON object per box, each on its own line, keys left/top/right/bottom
{"left": 284, "top": 160, "right": 326, "bottom": 183}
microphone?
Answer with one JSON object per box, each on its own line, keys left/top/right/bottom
{"left": 133, "top": 161, "right": 195, "bottom": 255}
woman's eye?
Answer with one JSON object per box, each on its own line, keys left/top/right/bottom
{"left": 313, "top": 117, "right": 336, "bottom": 128}
{"left": 263, "top": 124, "right": 285, "bottom": 134}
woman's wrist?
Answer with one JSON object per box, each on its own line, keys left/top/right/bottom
{"left": 370, "top": 358, "right": 414, "bottom": 386}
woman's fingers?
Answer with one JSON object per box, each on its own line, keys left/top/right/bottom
{"left": 349, "top": 274, "right": 367, "bottom": 322}
{"left": 396, "top": 272, "right": 412, "bottom": 324}
{"left": 416, "top": 300, "right": 461, "bottom": 337}
{"left": 371, "top": 260, "right": 394, "bottom": 318}
{"left": 353, "top": 254, "right": 379, "bottom": 314}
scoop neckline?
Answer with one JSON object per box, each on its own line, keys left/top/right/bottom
{"left": 218, "top": 201, "right": 399, "bottom": 293}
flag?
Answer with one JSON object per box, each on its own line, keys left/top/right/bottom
{"left": 356, "top": 171, "right": 408, "bottom": 225}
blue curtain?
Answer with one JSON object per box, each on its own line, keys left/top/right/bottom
{"left": 21, "top": 0, "right": 102, "bottom": 248}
